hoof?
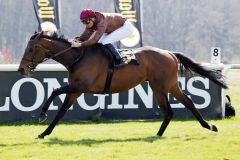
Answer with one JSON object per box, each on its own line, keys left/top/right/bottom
{"left": 156, "top": 132, "right": 163, "bottom": 137}
{"left": 35, "top": 134, "right": 45, "bottom": 139}
{"left": 210, "top": 125, "right": 218, "bottom": 132}
{"left": 39, "top": 113, "right": 47, "bottom": 123}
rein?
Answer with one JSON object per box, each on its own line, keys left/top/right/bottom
{"left": 42, "top": 46, "right": 85, "bottom": 70}
{"left": 42, "top": 47, "right": 73, "bottom": 63}
{"left": 23, "top": 43, "right": 74, "bottom": 71}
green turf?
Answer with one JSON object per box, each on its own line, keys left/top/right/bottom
{"left": 0, "top": 70, "right": 239, "bottom": 160}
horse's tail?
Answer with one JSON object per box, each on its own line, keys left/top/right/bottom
{"left": 173, "top": 52, "right": 228, "bottom": 89}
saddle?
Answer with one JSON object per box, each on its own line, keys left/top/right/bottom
{"left": 100, "top": 44, "right": 139, "bottom": 94}
{"left": 118, "top": 49, "right": 139, "bottom": 66}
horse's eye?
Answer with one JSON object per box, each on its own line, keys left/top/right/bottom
{"left": 29, "top": 48, "right": 33, "bottom": 52}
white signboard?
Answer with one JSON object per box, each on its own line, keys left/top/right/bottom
{"left": 211, "top": 47, "right": 221, "bottom": 64}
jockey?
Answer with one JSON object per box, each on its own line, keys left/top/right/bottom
{"left": 71, "top": 8, "right": 135, "bottom": 64}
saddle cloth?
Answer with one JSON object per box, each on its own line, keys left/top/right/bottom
{"left": 118, "top": 49, "right": 138, "bottom": 65}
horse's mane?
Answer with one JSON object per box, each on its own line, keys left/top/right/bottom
{"left": 30, "top": 31, "right": 104, "bottom": 52}
{"left": 30, "top": 31, "right": 71, "bottom": 45}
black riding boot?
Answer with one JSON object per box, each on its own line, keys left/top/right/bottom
{"left": 104, "top": 44, "right": 124, "bottom": 64}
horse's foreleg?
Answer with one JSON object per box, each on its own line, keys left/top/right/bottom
{"left": 39, "top": 83, "right": 85, "bottom": 123}
{"left": 37, "top": 93, "right": 81, "bottom": 139}
{"left": 39, "top": 88, "right": 64, "bottom": 123}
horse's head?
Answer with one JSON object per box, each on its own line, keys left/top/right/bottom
{"left": 18, "top": 31, "right": 50, "bottom": 76}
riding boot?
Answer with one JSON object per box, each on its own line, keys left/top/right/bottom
{"left": 104, "top": 44, "right": 125, "bottom": 65}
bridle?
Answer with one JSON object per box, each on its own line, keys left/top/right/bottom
{"left": 22, "top": 41, "right": 81, "bottom": 72}
{"left": 22, "top": 43, "right": 51, "bottom": 72}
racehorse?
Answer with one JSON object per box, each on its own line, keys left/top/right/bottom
{"left": 18, "top": 31, "right": 228, "bottom": 139}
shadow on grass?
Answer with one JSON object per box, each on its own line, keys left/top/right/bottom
{"left": 170, "top": 135, "right": 208, "bottom": 141}
{"left": 1, "top": 133, "right": 209, "bottom": 147}
{"left": 1, "top": 134, "right": 209, "bottom": 148}
{"left": 1, "top": 136, "right": 162, "bottom": 147}
{"left": 43, "top": 133, "right": 208, "bottom": 146}
{"left": 44, "top": 136, "right": 162, "bottom": 146}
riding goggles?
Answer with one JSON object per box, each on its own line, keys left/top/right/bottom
{"left": 81, "top": 19, "right": 91, "bottom": 25}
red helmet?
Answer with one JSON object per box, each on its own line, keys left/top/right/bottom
{"left": 80, "top": 9, "right": 96, "bottom": 20}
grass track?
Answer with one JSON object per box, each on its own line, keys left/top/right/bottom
{"left": 0, "top": 70, "right": 239, "bottom": 160}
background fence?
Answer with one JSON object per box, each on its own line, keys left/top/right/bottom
{"left": 0, "top": 64, "right": 226, "bottom": 122}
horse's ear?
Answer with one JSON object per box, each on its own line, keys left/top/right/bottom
{"left": 35, "top": 31, "right": 44, "bottom": 41}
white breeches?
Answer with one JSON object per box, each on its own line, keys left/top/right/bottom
{"left": 97, "top": 20, "right": 135, "bottom": 45}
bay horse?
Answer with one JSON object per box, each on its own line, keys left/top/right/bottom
{"left": 18, "top": 31, "right": 227, "bottom": 139}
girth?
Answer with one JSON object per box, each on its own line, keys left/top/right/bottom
{"left": 103, "top": 67, "right": 114, "bottom": 94}
{"left": 100, "top": 44, "right": 139, "bottom": 94}
{"left": 101, "top": 45, "right": 115, "bottom": 94}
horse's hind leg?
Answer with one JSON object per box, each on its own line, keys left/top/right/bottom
{"left": 151, "top": 87, "right": 173, "bottom": 136}
{"left": 170, "top": 83, "right": 218, "bottom": 132}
